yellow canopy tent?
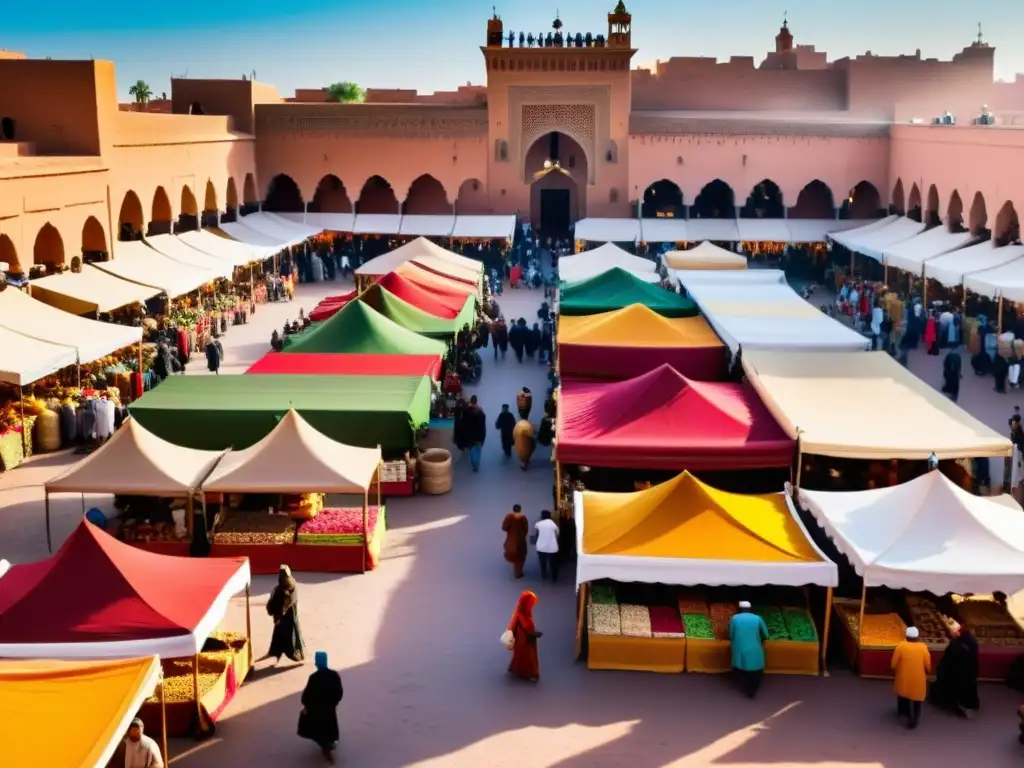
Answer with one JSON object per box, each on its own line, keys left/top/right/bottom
{"left": 558, "top": 304, "right": 723, "bottom": 349}
{"left": 0, "top": 656, "right": 163, "bottom": 768}
{"left": 664, "top": 242, "right": 747, "bottom": 271}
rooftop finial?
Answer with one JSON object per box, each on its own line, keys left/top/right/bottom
{"left": 977, "top": 22, "right": 984, "bottom": 44}
{"left": 783, "top": 10, "right": 788, "bottom": 28}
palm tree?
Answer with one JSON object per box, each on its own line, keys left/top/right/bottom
{"left": 327, "top": 82, "right": 363, "bottom": 103}
{"left": 128, "top": 80, "right": 153, "bottom": 106}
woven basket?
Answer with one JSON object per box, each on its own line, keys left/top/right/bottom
{"left": 418, "top": 448, "right": 452, "bottom": 495}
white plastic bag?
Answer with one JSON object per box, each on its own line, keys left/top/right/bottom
{"left": 500, "top": 629, "right": 515, "bottom": 651}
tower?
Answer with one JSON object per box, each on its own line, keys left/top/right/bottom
{"left": 775, "top": 14, "right": 793, "bottom": 53}
{"left": 486, "top": 8, "right": 503, "bottom": 48}
{"left": 607, "top": 1, "right": 631, "bottom": 49}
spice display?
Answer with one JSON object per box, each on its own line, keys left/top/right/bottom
{"left": 840, "top": 607, "right": 906, "bottom": 647}
{"left": 904, "top": 596, "right": 951, "bottom": 647}
{"left": 677, "top": 594, "right": 708, "bottom": 615}
{"left": 709, "top": 602, "right": 737, "bottom": 640}
{"left": 213, "top": 512, "right": 297, "bottom": 545}
{"left": 296, "top": 507, "right": 383, "bottom": 545}
{"left": 953, "top": 597, "right": 1024, "bottom": 643}
{"left": 683, "top": 613, "right": 715, "bottom": 639}
{"left": 782, "top": 608, "right": 817, "bottom": 643}
{"left": 649, "top": 605, "right": 684, "bottom": 638}
{"left": 147, "top": 654, "right": 230, "bottom": 704}
{"left": 590, "top": 582, "right": 618, "bottom": 605}
{"left": 755, "top": 606, "right": 790, "bottom": 641}
{"left": 589, "top": 602, "right": 622, "bottom": 636}
{"left": 619, "top": 604, "right": 652, "bottom": 638}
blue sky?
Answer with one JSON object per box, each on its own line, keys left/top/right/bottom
{"left": 4, "top": 0, "right": 1019, "bottom": 99}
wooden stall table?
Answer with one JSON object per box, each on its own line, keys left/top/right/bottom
{"left": 588, "top": 634, "right": 686, "bottom": 674}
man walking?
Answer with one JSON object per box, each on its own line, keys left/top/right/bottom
{"left": 891, "top": 626, "right": 931, "bottom": 729}
{"left": 495, "top": 404, "right": 516, "bottom": 458}
{"left": 464, "top": 395, "right": 487, "bottom": 472}
{"left": 533, "top": 510, "right": 560, "bottom": 582}
{"left": 728, "top": 601, "right": 769, "bottom": 698}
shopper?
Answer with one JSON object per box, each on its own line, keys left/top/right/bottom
{"left": 495, "top": 404, "right": 516, "bottom": 458}
{"left": 463, "top": 395, "right": 487, "bottom": 472}
{"left": 931, "top": 623, "right": 979, "bottom": 718}
{"left": 513, "top": 419, "right": 536, "bottom": 471}
{"left": 258, "top": 565, "right": 305, "bottom": 666}
{"left": 298, "top": 651, "right": 344, "bottom": 764}
{"left": 533, "top": 510, "right": 560, "bottom": 582}
{"left": 516, "top": 386, "right": 533, "bottom": 420}
{"left": 507, "top": 590, "right": 541, "bottom": 681}
{"left": 891, "top": 626, "right": 931, "bottom": 729}
{"left": 501, "top": 504, "right": 529, "bottom": 579}
{"left": 728, "top": 601, "right": 769, "bottom": 698}
{"left": 124, "top": 717, "right": 163, "bottom": 768}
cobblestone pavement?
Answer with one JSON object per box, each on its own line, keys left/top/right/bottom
{"left": 2, "top": 275, "right": 1022, "bottom": 767}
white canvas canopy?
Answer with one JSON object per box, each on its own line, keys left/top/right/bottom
{"left": 799, "top": 471, "right": 1024, "bottom": 594}
{"left": 96, "top": 240, "right": 219, "bottom": 298}
{"left": 786, "top": 219, "right": 878, "bottom": 244}
{"left": 450, "top": 215, "right": 516, "bottom": 240}
{"left": 352, "top": 214, "right": 402, "bottom": 235}
{"left": 664, "top": 241, "right": 746, "bottom": 270}
{"left": 686, "top": 219, "right": 740, "bottom": 242}
{"left": 828, "top": 215, "right": 899, "bottom": 248}
{"left": 574, "top": 218, "right": 641, "bottom": 243}
{"left": 673, "top": 268, "right": 786, "bottom": 287}
{"left": 736, "top": 219, "right": 792, "bottom": 242}
{"left": 46, "top": 417, "right": 224, "bottom": 496}
{"left": 274, "top": 212, "right": 356, "bottom": 233}
{"left": 177, "top": 229, "right": 271, "bottom": 268}
{"left": 743, "top": 350, "right": 1012, "bottom": 460}
{"left": 559, "top": 243, "right": 658, "bottom": 283}
{"left": 145, "top": 235, "right": 233, "bottom": 280}
{"left": 219, "top": 221, "right": 288, "bottom": 249}
{"left": 0, "top": 325, "right": 77, "bottom": 387}
{"left": 355, "top": 237, "right": 482, "bottom": 278}
{"left": 0, "top": 287, "right": 141, "bottom": 364}
{"left": 928, "top": 242, "right": 1024, "bottom": 291}
{"left": 29, "top": 265, "right": 160, "bottom": 315}
{"left": 640, "top": 218, "right": 688, "bottom": 243}
{"left": 882, "top": 227, "right": 976, "bottom": 274}
{"left": 236, "top": 213, "right": 314, "bottom": 246}
{"left": 962, "top": 247, "right": 1024, "bottom": 301}
{"left": 202, "top": 410, "right": 380, "bottom": 494}
{"left": 398, "top": 215, "right": 455, "bottom": 237}
{"left": 838, "top": 216, "right": 925, "bottom": 262}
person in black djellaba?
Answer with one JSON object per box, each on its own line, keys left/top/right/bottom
{"left": 298, "top": 651, "right": 344, "bottom": 763}
{"left": 258, "top": 565, "right": 305, "bottom": 666}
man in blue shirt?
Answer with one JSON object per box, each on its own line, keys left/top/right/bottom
{"left": 729, "top": 600, "right": 770, "bottom": 698}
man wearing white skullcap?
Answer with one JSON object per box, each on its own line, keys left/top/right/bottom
{"left": 728, "top": 601, "right": 769, "bottom": 698}
{"left": 891, "top": 625, "right": 931, "bottom": 729}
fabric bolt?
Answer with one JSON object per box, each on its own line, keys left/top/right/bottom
{"left": 246, "top": 352, "right": 442, "bottom": 380}
{"left": 281, "top": 300, "right": 446, "bottom": 356}
{"left": 559, "top": 268, "right": 697, "bottom": 317}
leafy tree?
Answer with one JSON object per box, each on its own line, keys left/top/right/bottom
{"left": 327, "top": 82, "right": 364, "bottom": 103}
{"left": 128, "top": 80, "right": 153, "bottom": 105}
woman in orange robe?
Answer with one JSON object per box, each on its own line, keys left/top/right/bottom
{"left": 508, "top": 590, "right": 541, "bottom": 681}
{"left": 502, "top": 504, "right": 530, "bottom": 578}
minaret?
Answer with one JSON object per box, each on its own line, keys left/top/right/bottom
{"left": 775, "top": 13, "right": 793, "bottom": 53}
{"left": 486, "top": 7, "right": 504, "bottom": 47}
{"left": 607, "top": 1, "right": 632, "bottom": 49}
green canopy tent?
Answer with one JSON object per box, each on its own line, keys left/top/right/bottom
{"left": 283, "top": 300, "right": 446, "bottom": 356}
{"left": 129, "top": 374, "right": 432, "bottom": 455}
{"left": 558, "top": 267, "right": 698, "bottom": 317}
{"left": 359, "top": 283, "right": 476, "bottom": 339}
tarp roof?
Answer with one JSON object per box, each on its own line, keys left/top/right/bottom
{"left": 640, "top": 218, "right": 688, "bottom": 243}
{"left": 236, "top": 212, "right": 318, "bottom": 245}
{"left": 218, "top": 221, "right": 289, "bottom": 249}
{"left": 394, "top": 262, "right": 478, "bottom": 303}
{"left": 0, "top": 325, "right": 78, "bottom": 387}
{"left": 283, "top": 299, "right": 447, "bottom": 355}
{"left": 352, "top": 213, "right": 402, "bottom": 235}
{"left": 882, "top": 227, "right": 976, "bottom": 273}
{"left": 786, "top": 218, "right": 878, "bottom": 243}
{"left": 46, "top": 417, "right": 224, "bottom": 496}
{"left": 559, "top": 243, "right": 658, "bottom": 284}
{"left": 799, "top": 470, "right": 1024, "bottom": 594}
{"left": 275, "top": 211, "right": 356, "bottom": 233}
{"left": 254, "top": 211, "right": 322, "bottom": 238}
{"left": 178, "top": 228, "right": 271, "bottom": 267}
{"left": 398, "top": 214, "right": 455, "bottom": 237}
{"left": 664, "top": 242, "right": 746, "bottom": 270}
{"left": 827, "top": 214, "right": 899, "bottom": 248}
{"left": 246, "top": 352, "right": 443, "bottom": 379}
{"left": 574, "top": 217, "right": 641, "bottom": 243}
{"left": 736, "top": 219, "right": 791, "bottom": 242}
{"left": 0, "top": 287, "right": 142, "bottom": 364}
{"left": 203, "top": 410, "right": 381, "bottom": 494}
{"left": 962, "top": 246, "right": 1024, "bottom": 301}
{"left": 686, "top": 219, "right": 740, "bottom": 242}
{"left": 129, "top": 374, "right": 433, "bottom": 453}
{"left": 557, "top": 364, "right": 793, "bottom": 470}
{"left": 838, "top": 216, "right": 926, "bottom": 261}
{"left": 743, "top": 350, "right": 1012, "bottom": 460}
{"left": 672, "top": 268, "right": 787, "bottom": 289}
{"left": 94, "top": 239, "right": 220, "bottom": 298}
{"left": 29, "top": 265, "right": 160, "bottom": 314}
{"left": 559, "top": 267, "right": 697, "bottom": 317}
{"left": 0, "top": 521, "right": 250, "bottom": 658}
{"left": 450, "top": 214, "right": 516, "bottom": 239}
{"left": 356, "top": 237, "right": 483, "bottom": 279}
{"left": 0, "top": 656, "right": 161, "bottom": 768}
{"left": 377, "top": 271, "right": 474, "bottom": 319}
{"left": 574, "top": 471, "right": 837, "bottom": 589}
{"left": 309, "top": 291, "right": 358, "bottom": 323}
{"left": 359, "top": 283, "right": 474, "bottom": 337}
{"left": 145, "top": 234, "right": 233, "bottom": 280}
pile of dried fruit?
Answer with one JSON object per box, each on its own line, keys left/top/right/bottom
{"left": 954, "top": 598, "right": 1024, "bottom": 643}
{"left": 755, "top": 606, "right": 790, "bottom": 641}
{"left": 590, "top": 583, "right": 618, "bottom": 606}
{"left": 841, "top": 609, "right": 906, "bottom": 647}
{"left": 620, "top": 604, "right": 652, "bottom": 638}
{"left": 678, "top": 594, "right": 708, "bottom": 615}
{"left": 213, "top": 513, "right": 297, "bottom": 545}
{"left": 709, "top": 603, "right": 737, "bottom": 640}
{"left": 147, "top": 654, "right": 230, "bottom": 704}
{"left": 202, "top": 630, "right": 247, "bottom": 654}
{"left": 296, "top": 506, "right": 383, "bottom": 546}
{"left": 904, "top": 596, "right": 951, "bottom": 646}
{"left": 649, "top": 605, "right": 684, "bottom": 638}
{"left": 782, "top": 608, "right": 817, "bottom": 643}
{"left": 589, "top": 602, "right": 622, "bottom": 636}
{"left": 683, "top": 613, "right": 715, "bottom": 640}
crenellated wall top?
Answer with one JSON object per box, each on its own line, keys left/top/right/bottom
{"left": 254, "top": 103, "right": 489, "bottom": 138}
{"left": 629, "top": 111, "right": 891, "bottom": 138}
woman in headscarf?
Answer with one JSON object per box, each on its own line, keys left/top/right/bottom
{"left": 259, "top": 565, "right": 305, "bottom": 665}
{"left": 931, "top": 623, "right": 980, "bottom": 718}
{"left": 942, "top": 350, "right": 962, "bottom": 402}
{"left": 924, "top": 311, "right": 939, "bottom": 355}
{"left": 507, "top": 590, "right": 541, "bottom": 681}
{"left": 299, "top": 651, "right": 344, "bottom": 763}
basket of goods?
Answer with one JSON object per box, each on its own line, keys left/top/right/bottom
{"left": 782, "top": 609, "right": 818, "bottom": 643}
{"left": 284, "top": 493, "right": 325, "bottom": 521}
{"left": 619, "top": 604, "right": 652, "bottom": 638}
{"left": 842, "top": 609, "right": 907, "bottom": 647}
{"left": 709, "top": 602, "right": 737, "bottom": 640}
{"left": 296, "top": 506, "right": 384, "bottom": 546}
{"left": 954, "top": 597, "right": 1024, "bottom": 647}
{"left": 588, "top": 601, "right": 622, "bottom": 636}
{"left": 148, "top": 653, "right": 231, "bottom": 705}
{"left": 904, "top": 596, "right": 952, "bottom": 648}
{"left": 213, "top": 512, "right": 297, "bottom": 545}
{"left": 755, "top": 605, "right": 790, "bottom": 641}
{"left": 418, "top": 448, "right": 452, "bottom": 495}
{"left": 649, "top": 605, "right": 685, "bottom": 638}
{"left": 683, "top": 613, "right": 715, "bottom": 640}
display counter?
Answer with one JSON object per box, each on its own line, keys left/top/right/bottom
{"left": 685, "top": 638, "right": 731, "bottom": 674}
{"left": 588, "top": 634, "right": 685, "bottom": 673}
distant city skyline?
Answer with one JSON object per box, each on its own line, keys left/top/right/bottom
{"left": 5, "top": 0, "right": 1021, "bottom": 99}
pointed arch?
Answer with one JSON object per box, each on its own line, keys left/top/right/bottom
{"left": 404, "top": 174, "right": 451, "bottom": 215}
{"left": 0, "top": 233, "right": 20, "bottom": 273}
{"left": 692, "top": 179, "right": 735, "bottom": 219}
{"left": 791, "top": 180, "right": 835, "bottom": 219}
{"left": 845, "top": 181, "right": 881, "bottom": 219}
{"left": 742, "top": 179, "right": 784, "bottom": 219}
{"left": 33, "top": 223, "right": 65, "bottom": 269}
{"left": 151, "top": 186, "right": 172, "bottom": 223}
{"left": 243, "top": 173, "right": 258, "bottom": 205}
{"left": 641, "top": 180, "right": 684, "bottom": 218}
{"left": 203, "top": 180, "right": 218, "bottom": 214}
{"left": 180, "top": 185, "right": 199, "bottom": 217}
{"left": 117, "top": 190, "right": 144, "bottom": 238}
{"left": 226, "top": 178, "right": 239, "bottom": 210}
{"left": 356, "top": 175, "right": 399, "bottom": 215}
{"left": 263, "top": 174, "right": 304, "bottom": 213}
{"left": 455, "top": 178, "right": 488, "bottom": 215}
{"left": 995, "top": 201, "right": 1020, "bottom": 246}
{"left": 81, "top": 216, "right": 107, "bottom": 256}
{"left": 891, "top": 178, "right": 905, "bottom": 214}
{"left": 925, "top": 184, "right": 941, "bottom": 225}
{"left": 968, "top": 192, "right": 988, "bottom": 234}
{"left": 907, "top": 183, "right": 922, "bottom": 222}
{"left": 946, "top": 190, "right": 964, "bottom": 232}
{"left": 312, "top": 175, "right": 352, "bottom": 213}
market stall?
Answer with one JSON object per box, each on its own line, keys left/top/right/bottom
{"left": 377, "top": 271, "right": 477, "bottom": 319}
{"left": 247, "top": 352, "right": 442, "bottom": 380}
{"left": 558, "top": 243, "right": 658, "bottom": 284}
{"left": 146, "top": 235, "right": 235, "bottom": 281}
{"left": 281, "top": 300, "right": 447, "bottom": 357}
{"left": 0, "top": 520, "right": 252, "bottom": 736}
{"left": 394, "top": 261, "right": 479, "bottom": 304}
{"left": 0, "top": 656, "right": 165, "bottom": 768}
{"left": 356, "top": 237, "right": 483, "bottom": 283}
{"left": 359, "top": 283, "right": 475, "bottom": 338}
{"left": 178, "top": 228, "right": 274, "bottom": 268}
{"left": 202, "top": 410, "right": 384, "bottom": 574}
{"left": 664, "top": 242, "right": 746, "bottom": 271}
{"left": 29, "top": 264, "right": 161, "bottom": 316}
{"left": 574, "top": 471, "right": 838, "bottom": 674}
{"left": 93, "top": 239, "right": 221, "bottom": 299}
{"left": 556, "top": 304, "right": 727, "bottom": 380}
{"left": 559, "top": 268, "right": 697, "bottom": 317}
{"left": 574, "top": 217, "right": 642, "bottom": 245}
{"left": 129, "top": 373, "right": 432, "bottom": 454}
{"left": 43, "top": 416, "right": 225, "bottom": 553}
{"left": 798, "top": 470, "right": 1024, "bottom": 679}
{"left": 449, "top": 214, "right": 517, "bottom": 241}
{"left": 309, "top": 290, "right": 358, "bottom": 322}
{"left": 557, "top": 364, "right": 794, "bottom": 471}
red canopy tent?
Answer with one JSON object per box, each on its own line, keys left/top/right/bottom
{"left": 394, "top": 262, "right": 477, "bottom": 309}
{"left": 377, "top": 272, "right": 465, "bottom": 319}
{"left": 309, "top": 291, "right": 358, "bottom": 323}
{"left": 556, "top": 364, "right": 794, "bottom": 470}
{"left": 0, "top": 521, "right": 251, "bottom": 659}
{"left": 247, "top": 352, "right": 442, "bottom": 379}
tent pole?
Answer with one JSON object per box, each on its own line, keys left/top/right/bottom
{"left": 18, "top": 395, "right": 27, "bottom": 453}
{"left": 857, "top": 581, "right": 867, "bottom": 650}
{"left": 961, "top": 283, "right": 967, "bottom": 314}
{"left": 186, "top": 495, "right": 194, "bottom": 538}
{"left": 793, "top": 436, "right": 803, "bottom": 493}
{"left": 922, "top": 272, "right": 928, "bottom": 307}
{"left": 998, "top": 297, "right": 1005, "bottom": 335}
{"left": 245, "top": 583, "right": 253, "bottom": 671}
{"left": 883, "top": 263, "right": 888, "bottom": 286}
{"left": 193, "top": 652, "right": 202, "bottom": 733}
{"left": 361, "top": 493, "right": 369, "bottom": 574}
{"left": 554, "top": 460, "right": 563, "bottom": 520}
{"left": 820, "top": 586, "right": 833, "bottom": 676}
{"left": 45, "top": 492, "right": 52, "bottom": 553}
{"left": 160, "top": 672, "right": 169, "bottom": 766}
